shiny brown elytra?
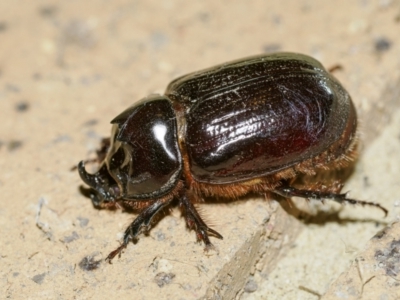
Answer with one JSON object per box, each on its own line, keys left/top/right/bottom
{"left": 78, "top": 53, "right": 387, "bottom": 262}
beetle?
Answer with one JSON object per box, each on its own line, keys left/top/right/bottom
{"left": 78, "top": 52, "right": 387, "bottom": 262}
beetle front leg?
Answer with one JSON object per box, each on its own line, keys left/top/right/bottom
{"left": 106, "top": 198, "right": 171, "bottom": 263}
{"left": 179, "top": 193, "right": 223, "bottom": 249}
{"left": 273, "top": 181, "right": 388, "bottom": 216}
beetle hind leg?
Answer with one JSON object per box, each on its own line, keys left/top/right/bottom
{"left": 273, "top": 182, "right": 388, "bottom": 217}
{"left": 106, "top": 198, "right": 171, "bottom": 263}
{"left": 179, "top": 194, "right": 223, "bottom": 249}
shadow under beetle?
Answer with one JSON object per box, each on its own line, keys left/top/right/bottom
{"left": 78, "top": 53, "right": 388, "bottom": 262}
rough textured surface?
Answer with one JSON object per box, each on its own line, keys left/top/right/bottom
{"left": 1, "top": 1, "right": 400, "bottom": 299}
{"left": 323, "top": 222, "right": 400, "bottom": 300}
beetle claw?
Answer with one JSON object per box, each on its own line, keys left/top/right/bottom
{"left": 180, "top": 194, "right": 223, "bottom": 247}
{"left": 105, "top": 244, "right": 126, "bottom": 263}
{"left": 207, "top": 227, "right": 223, "bottom": 240}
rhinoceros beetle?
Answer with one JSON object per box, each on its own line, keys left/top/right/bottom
{"left": 78, "top": 52, "right": 387, "bottom": 262}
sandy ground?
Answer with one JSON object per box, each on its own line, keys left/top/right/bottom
{"left": 1, "top": 1, "right": 400, "bottom": 299}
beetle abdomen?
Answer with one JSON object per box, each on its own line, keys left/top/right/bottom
{"left": 166, "top": 53, "right": 355, "bottom": 184}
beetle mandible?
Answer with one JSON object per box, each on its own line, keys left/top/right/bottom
{"left": 78, "top": 52, "right": 387, "bottom": 262}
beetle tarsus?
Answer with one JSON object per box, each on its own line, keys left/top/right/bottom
{"left": 332, "top": 193, "right": 388, "bottom": 217}
{"left": 106, "top": 244, "right": 126, "bottom": 263}
{"left": 274, "top": 183, "right": 388, "bottom": 217}
{"left": 179, "top": 194, "right": 223, "bottom": 247}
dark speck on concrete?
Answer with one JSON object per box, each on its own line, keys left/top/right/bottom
{"left": 82, "top": 119, "right": 98, "bottom": 127}
{"left": 244, "top": 278, "right": 258, "bottom": 293}
{"left": 80, "top": 74, "right": 102, "bottom": 85}
{"left": 77, "top": 217, "right": 89, "bottom": 227}
{"left": 154, "top": 272, "right": 175, "bottom": 287}
{"left": 363, "top": 176, "right": 371, "bottom": 188}
{"left": 197, "top": 12, "right": 210, "bottom": 23}
{"left": 375, "top": 239, "right": 400, "bottom": 277}
{"left": 15, "top": 101, "right": 30, "bottom": 112}
{"left": 150, "top": 32, "right": 168, "bottom": 51}
{"left": 374, "top": 37, "right": 391, "bottom": 52}
{"left": 155, "top": 230, "right": 165, "bottom": 241}
{"left": 8, "top": 140, "right": 23, "bottom": 151}
{"left": 85, "top": 130, "right": 97, "bottom": 139}
{"left": 32, "top": 73, "right": 42, "bottom": 80}
{"left": 52, "top": 135, "right": 72, "bottom": 144}
{"left": 6, "top": 84, "right": 20, "bottom": 93}
{"left": 263, "top": 43, "right": 282, "bottom": 53}
{"left": 79, "top": 253, "right": 102, "bottom": 271}
{"left": 62, "top": 20, "right": 96, "bottom": 48}
{"left": 0, "top": 22, "right": 7, "bottom": 32}
{"left": 62, "top": 231, "right": 79, "bottom": 243}
{"left": 271, "top": 14, "right": 282, "bottom": 25}
{"left": 31, "top": 273, "right": 46, "bottom": 284}
{"left": 39, "top": 5, "right": 58, "bottom": 18}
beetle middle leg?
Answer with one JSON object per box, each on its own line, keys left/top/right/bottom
{"left": 273, "top": 181, "right": 388, "bottom": 216}
{"left": 106, "top": 198, "right": 172, "bottom": 263}
{"left": 179, "top": 193, "right": 223, "bottom": 249}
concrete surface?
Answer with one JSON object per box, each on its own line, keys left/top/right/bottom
{"left": 1, "top": 1, "right": 399, "bottom": 299}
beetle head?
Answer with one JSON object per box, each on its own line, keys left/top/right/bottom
{"left": 78, "top": 161, "right": 121, "bottom": 207}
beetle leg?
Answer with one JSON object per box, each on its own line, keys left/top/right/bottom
{"left": 273, "top": 182, "right": 388, "bottom": 217}
{"left": 179, "top": 194, "right": 223, "bottom": 249}
{"left": 106, "top": 198, "right": 171, "bottom": 263}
